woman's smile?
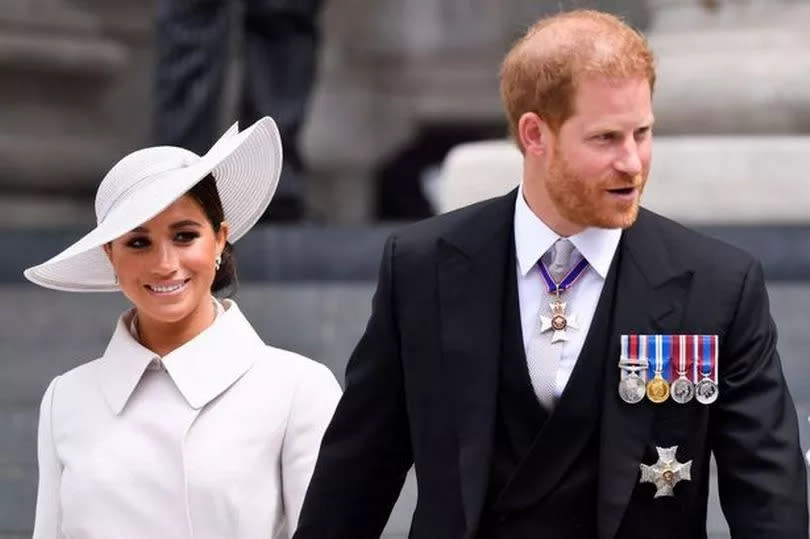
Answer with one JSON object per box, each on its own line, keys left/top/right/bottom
{"left": 144, "top": 279, "right": 191, "bottom": 296}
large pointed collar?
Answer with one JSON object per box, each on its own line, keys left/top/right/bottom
{"left": 514, "top": 184, "right": 621, "bottom": 279}
{"left": 97, "top": 300, "right": 263, "bottom": 414}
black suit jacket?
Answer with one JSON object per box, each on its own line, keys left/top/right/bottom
{"left": 295, "top": 190, "right": 808, "bottom": 539}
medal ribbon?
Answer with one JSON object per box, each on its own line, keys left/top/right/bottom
{"left": 620, "top": 335, "right": 645, "bottom": 370}
{"left": 538, "top": 257, "right": 589, "bottom": 294}
{"left": 622, "top": 335, "right": 642, "bottom": 362}
{"left": 640, "top": 334, "right": 649, "bottom": 376}
{"left": 699, "top": 335, "right": 718, "bottom": 383}
{"left": 670, "top": 334, "right": 681, "bottom": 379}
{"left": 670, "top": 334, "right": 695, "bottom": 379}
{"left": 688, "top": 335, "right": 698, "bottom": 383}
{"left": 646, "top": 335, "right": 671, "bottom": 380}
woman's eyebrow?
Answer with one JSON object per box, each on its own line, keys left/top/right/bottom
{"left": 169, "top": 220, "right": 203, "bottom": 229}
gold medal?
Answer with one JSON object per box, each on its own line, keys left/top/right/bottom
{"left": 646, "top": 374, "right": 670, "bottom": 403}
{"left": 645, "top": 335, "right": 670, "bottom": 403}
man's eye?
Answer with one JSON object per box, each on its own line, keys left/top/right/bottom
{"left": 635, "top": 127, "right": 651, "bottom": 139}
{"left": 595, "top": 133, "right": 617, "bottom": 142}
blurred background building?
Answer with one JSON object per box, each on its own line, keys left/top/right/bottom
{"left": 1, "top": 0, "right": 809, "bottom": 537}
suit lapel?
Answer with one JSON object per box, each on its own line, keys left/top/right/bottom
{"left": 597, "top": 210, "right": 694, "bottom": 539}
{"left": 438, "top": 190, "right": 516, "bottom": 536}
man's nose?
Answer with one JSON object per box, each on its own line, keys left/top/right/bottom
{"left": 614, "top": 139, "right": 643, "bottom": 177}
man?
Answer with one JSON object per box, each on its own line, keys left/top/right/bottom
{"left": 294, "top": 10, "right": 808, "bottom": 538}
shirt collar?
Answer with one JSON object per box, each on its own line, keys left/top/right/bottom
{"left": 514, "top": 184, "right": 622, "bottom": 279}
{"left": 98, "top": 299, "right": 263, "bottom": 414}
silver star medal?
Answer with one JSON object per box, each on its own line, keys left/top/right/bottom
{"left": 540, "top": 300, "right": 579, "bottom": 343}
{"left": 639, "top": 446, "right": 692, "bottom": 498}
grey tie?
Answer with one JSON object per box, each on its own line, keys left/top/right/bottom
{"left": 527, "top": 239, "right": 577, "bottom": 409}
{"left": 545, "top": 239, "right": 575, "bottom": 284}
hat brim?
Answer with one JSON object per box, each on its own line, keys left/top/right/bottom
{"left": 24, "top": 117, "right": 282, "bottom": 292}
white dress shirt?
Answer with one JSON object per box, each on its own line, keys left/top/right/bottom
{"left": 514, "top": 185, "right": 622, "bottom": 398}
{"left": 34, "top": 299, "right": 342, "bottom": 539}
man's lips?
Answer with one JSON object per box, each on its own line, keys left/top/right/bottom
{"left": 607, "top": 186, "right": 636, "bottom": 195}
{"left": 606, "top": 185, "right": 641, "bottom": 202}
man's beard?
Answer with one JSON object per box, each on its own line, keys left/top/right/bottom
{"left": 545, "top": 150, "right": 646, "bottom": 230}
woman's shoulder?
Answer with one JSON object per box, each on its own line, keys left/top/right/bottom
{"left": 45, "top": 357, "right": 103, "bottom": 393}
{"left": 251, "top": 345, "right": 338, "bottom": 385}
{"left": 37, "top": 357, "right": 105, "bottom": 418}
{"left": 232, "top": 346, "right": 341, "bottom": 413}
{"left": 241, "top": 344, "right": 339, "bottom": 397}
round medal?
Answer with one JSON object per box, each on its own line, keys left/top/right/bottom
{"left": 670, "top": 377, "right": 694, "bottom": 404}
{"left": 695, "top": 378, "right": 718, "bottom": 404}
{"left": 646, "top": 376, "right": 670, "bottom": 403}
{"left": 551, "top": 314, "right": 567, "bottom": 331}
{"left": 619, "top": 373, "right": 646, "bottom": 404}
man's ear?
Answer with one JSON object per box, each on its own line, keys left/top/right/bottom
{"left": 518, "top": 112, "right": 552, "bottom": 157}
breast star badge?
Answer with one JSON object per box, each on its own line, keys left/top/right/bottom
{"left": 539, "top": 300, "right": 579, "bottom": 343}
{"left": 639, "top": 445, "right": 692, "bottom": 497}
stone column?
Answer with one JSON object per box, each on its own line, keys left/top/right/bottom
{"left": 0, "top": 0, "right": 154, "bottom": 226}
{"left": 303, "top": 0, "right": 648, "bottom": 221}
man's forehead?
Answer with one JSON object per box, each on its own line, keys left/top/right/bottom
{"left": 568, "top": 77, "right": 652, "bottom": 119}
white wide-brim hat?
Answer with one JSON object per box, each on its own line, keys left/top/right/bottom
{"left": 24, "top": 116, "right": 282, "bottom": 292}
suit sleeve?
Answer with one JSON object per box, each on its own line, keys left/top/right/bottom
{"left": 33, "top": 377, "right": 63, "bottom": 539}
{"left": 294, "top": 235, "right": 414, "bottom": 539}
{"left": 282, "top": 361, "right": 342, "bottom": 536}
{"left": 712, "top": 259, "right": 808, "bottom": 538}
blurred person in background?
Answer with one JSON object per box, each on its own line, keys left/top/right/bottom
{"left": 26, "top": 117, "right": 340, "bottom": 538}
{"left": 294, "top": 10, "right": 807, "bottom": 539}
{"left": 153, "top": 0, "right": 324, "bottom": 222}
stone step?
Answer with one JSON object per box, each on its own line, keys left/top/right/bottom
{"left": 0, "top": 31, "right": 126, "bottom": 76}
{"left": 0, "top": 134, "right": 125, "bottom": 194}
{"left": 437, "top": 137, "right": 810, "bottom": 224}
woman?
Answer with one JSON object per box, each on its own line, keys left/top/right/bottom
{"left": 25, "top": 117, "right": 341, "bottom": 538}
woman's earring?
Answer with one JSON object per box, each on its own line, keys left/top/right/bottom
{"left": 114, "top": 273, "right": 118, "bottom": 285}
{"left": 215, "top": 254, "right": 222, "bottom": 271}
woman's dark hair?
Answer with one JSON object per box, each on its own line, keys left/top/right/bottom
{"left": 187, "top": 174, "right": 238, "bottom": 295}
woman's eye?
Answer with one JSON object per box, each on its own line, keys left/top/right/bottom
{"left": 125, "top": 237, "right": 150, "bottom": 249}
{"left": 175, "top": 231, "right": 199, "bottom": 243}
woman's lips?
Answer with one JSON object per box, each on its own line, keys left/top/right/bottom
{"left": 144, "top": 279, "right": 190, "bottom": 295}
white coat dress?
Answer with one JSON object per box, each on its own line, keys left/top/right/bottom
{"left": 33, "top": 299, "right": 342, "bottom": 539}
